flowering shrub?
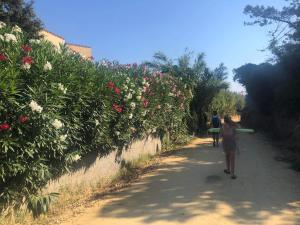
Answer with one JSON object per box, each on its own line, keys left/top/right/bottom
{"left": 0, "top": 23, "right": 192, "bottom": 211}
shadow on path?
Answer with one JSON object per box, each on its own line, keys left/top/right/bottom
{"left": 94, "top": 135, "right": 300, "bottom": 225}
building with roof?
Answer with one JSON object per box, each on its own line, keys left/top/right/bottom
{"left": 39, "top": 29, "right": 93, "bottom": 60}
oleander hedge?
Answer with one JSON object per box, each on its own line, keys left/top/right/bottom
{"left": 0, "top": 22, "right": 193, "bottom": 211}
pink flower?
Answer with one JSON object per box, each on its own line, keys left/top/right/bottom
{"left": 0, "top": 123, "right": 10, "bottom": 131}
{"left": 22, "top": 56, "right": 33, "bottom": 65}
{"left": 180, "top": 103, "right": 185, "bottom": 110}
{"left": 19, "top": 115, "right": 29, "bottom": 123}
{"left": 0, "top": 53, "right": 7, "bottom": 61}
{"left": 113, "top": 103, "right": 123, "bottom": 113}
{"left": 114, "top": 87, "right": 121, "bottom": 95}
{"left": 107, "top": 81, "right": 115, "bottom": 90}
{"left": 22, "top": 45, "right": 32, "bottom": 53}
{"left": 143, "top": 86, "right": 149, "bottom": 93}
{"left": 143, "top": 99, "right": 149, "bottom": 108}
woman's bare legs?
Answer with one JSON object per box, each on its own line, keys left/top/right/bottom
{"left": 229, "top": 152, "right": 236, "bottom": 179}
{"left": 224, "top": 154, "right": 230, "bottom": 173}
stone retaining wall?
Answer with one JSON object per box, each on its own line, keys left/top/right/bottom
{"left": 45, "top": 135, "right": 161, "bottom": 193}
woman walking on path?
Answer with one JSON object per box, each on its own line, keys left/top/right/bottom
{"left": 221, "top": 115, "right": 237, "bottom": 179}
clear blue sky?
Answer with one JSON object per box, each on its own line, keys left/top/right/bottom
{"left": 34, "top": 0, "right": 287, "bottom": 92}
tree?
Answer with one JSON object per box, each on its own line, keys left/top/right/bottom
{"left": 208, "top": 90, "right": 245, "bottom": 118}
{"left": 0, "top": 0, "right": 43, "bottom": 38}
{"left": 234, "top": 0, "right": 300, "bottom": 138}
{"left": 145, "top": 51, "right": 228, "bottom": 133}
{"left": 244, "top": 0, "right": 300, "bottom": 57}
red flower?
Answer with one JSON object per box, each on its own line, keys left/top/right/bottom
{"left": 22, "top": 56, "right": 33, "bottom": 65}
{"left": 22, "top": 45, "right": 32, "bottom": 53}
{"left": 113, "top": 103, "right": 123, "bottom": 113}
{"left": 0, "top": 123, "right": 10, "bottom": 131}
{"left": 0, "top": 53, "right": 7, "bottom": 61}
{"left": 107, "top": 81, "right": 115, "bottom": 90}
{"left": 143, "top": 99, "right": 149, "bottom": 108}
{"left": 19, "top": 115, "right": 29, "bottom": 123}
{"left": 114, "top": 87, "right": 121, "bottom": 95}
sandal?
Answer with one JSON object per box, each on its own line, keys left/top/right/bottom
{"left": 231, "top": 175, "right": 237, "bottom": 179}
{"left": 224, "top": 169, "right": 230, "bottom": 174}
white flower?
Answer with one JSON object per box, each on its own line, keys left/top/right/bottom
{"left": 29, "top": 39, "right": 41, "bottom": 44}
{"left": 80, "top": 53, "right": 86, "bottom": 58}
{"left": 100, "top": 60, "right": 108, "bottom": 67}
{"left": 130, "top": 102, "right": 136, "bottom": 109}
{"left": 130, "top": 83, "right": 135, "bottom": 88}
{"left": 126, "top": 93, "right": 133, "bottom": 100}
{"left": 123, "top": 85, "right": 128, "bottom": 91}
{"left": 168, "top": 93, "right": 174, "bottom": 97}
{"left": 184, "top": 84, "right": 187, "bottom": 89}
{"left": 52, "top": 119, "right": 63, "bottom": 129}
{"left": 58, "top": 83, "right": 64, "bottom": 91}
{"left": 43, "top": 61, "right": 52, "bottom": 71}
{"left": 58, "top": 83, "right": 67, "bottom": 94}
{"left": 128, "top": 113, "right": 133, "bottom": 119}
{"left": 59, "top": 134, "right": 67, "bottom": 142}
{"left": 72, "top": 154, "right": 81, "bottom": 162}
{"left": 144, "top": 82, "right": 150, "bottom": 87}
{"left": 136, "top": 95, "right": 142, "bottom": 101}
{"left": 4, "top": 33, "right": 17, "bottom": 42}
{"left": 55, "top": 45, "right": 62, "bottom": 53}
{"left": 130, "top": 127, "right": 136, "bottom": 133}
{"left": 0, "top": 35, "right": 4, "bottom": 41}
{"left": 142, "top": 111, "right": 147, "bottom": 117}
{"left": 125, "top": 77, "right": 130, "bottom": 83}
{"left": 95, "top": 119, "right": 100, "bottom": 126}
{"left": 21, "top": 63, "right": 31, "bottom": 70}
{"left": 152, "top": 128, "right": 157, "bottom": 133}
{"left": 0, "top": 21, "right": 6, "bottom": 29}
{"left": 12, "top": 25, "right": 22, "bottom": 33}
{"left": 29, "top": 100, "right": 43, "bottom": 113}
{"left": 115, "top": 131, "right": 120, "bottom": 136}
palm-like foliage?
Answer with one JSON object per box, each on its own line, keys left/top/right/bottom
{"left": 145, "top": 51, "right": 228, "bottom": 133}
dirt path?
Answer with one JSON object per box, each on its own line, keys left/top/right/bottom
{"left": 60, "top": 133, "right": 300, "bottom": 225}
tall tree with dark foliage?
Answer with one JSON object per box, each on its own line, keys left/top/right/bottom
{"left": 0, "top": 0, "right": 43, "bottom": 38}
